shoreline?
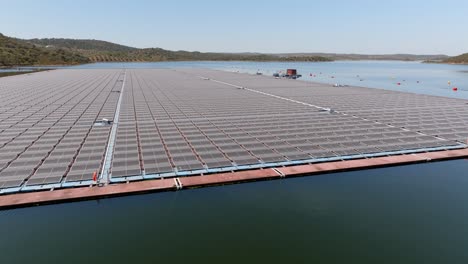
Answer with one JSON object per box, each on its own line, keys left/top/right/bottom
{"left": 0, "top": 68, "right": 52, "bottom": 78}
{"left": 423, "top": 60, "right": 468, "bottom": 65}
{"left": 3, "top": 58, "right": 459, "bottom": 70}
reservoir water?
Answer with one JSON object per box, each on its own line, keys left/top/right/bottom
{"left": 74, "top": 60, "right": 468, "bottom": 99}
{"left": 1, "top": 61, "right": 468, "bottom": 263}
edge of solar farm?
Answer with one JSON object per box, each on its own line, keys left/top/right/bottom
{"left": 1, "top": 147, "right": 468, "bottom": 209}
{"left": 2, "top": 143, "right": 466, "bottom": 194}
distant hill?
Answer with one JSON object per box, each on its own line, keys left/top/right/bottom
{"left": 0, "top": 33, "right": 89, "bottom": 67}
{"left": 274, "top": 53, "right": 450, "bottom": 61}
{"left": 442, "top": 53, "right": 468, "bottom": 64}
{"left": 1, "top": 33, "right": 457, "bottom": 66}
{"left": 24, "top": 38, "right": 332, "bottom": 63}
{"left": 27, "top": 38, "right": 136, "bottom": 52}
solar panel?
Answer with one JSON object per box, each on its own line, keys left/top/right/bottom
{"left": 0, "top": 68, "right": 467, "bottom": 191}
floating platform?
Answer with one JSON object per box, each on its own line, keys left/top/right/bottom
{"left": 0, "top": 68, "right": 467, "bottom": 208}
{"left": 1, "top": 148, "right": 468, "bottom": 209}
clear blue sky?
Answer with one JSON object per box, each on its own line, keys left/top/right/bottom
{"left": 1, "top": 0, "right": 467, "bottom": 55}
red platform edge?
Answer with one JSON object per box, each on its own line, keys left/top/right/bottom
{"left": 1, "top": 148, "right": 468, "bottom": 209}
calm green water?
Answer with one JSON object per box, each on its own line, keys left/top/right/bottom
{"left": 1, "top": 160, "right": 468, "bottom": 263}
{"left": 1, "top": 61, "right": 468, "bottom": 263}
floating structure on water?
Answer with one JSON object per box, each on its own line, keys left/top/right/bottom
{"left": 273, "top": 69, "right": 302, "bottom": 79}
{"left": 0, "top": 68, "right": 467, "bottom": 208}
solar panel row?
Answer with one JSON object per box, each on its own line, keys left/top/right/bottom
{"left": 0, "top": 70, "right": 123, "bottom": 188}
{"left": 108, "top": 69, "right": 465, "bottom": 180}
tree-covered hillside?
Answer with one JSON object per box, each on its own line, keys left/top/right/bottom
{"left": 443, "top": 53, "right": 468, "bottom": 64}
{"left": 0, "top": 33, "right": 90, "bottom": 66}
{"left": 24, "top": 37, "right": 332, "bottom": 63}
{"left": 27, "top": 38, "right": 136, "bottom": 52}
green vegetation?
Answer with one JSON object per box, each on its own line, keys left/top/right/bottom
{"left": 0, "top": 33, "right": 89, "bottom": 66}
{"left": 27, "top": 38, "right": 447, "bottom": 63}
{"left": 5, "top": 32, "right": 454, "bottom": 66}
{"left": 442, "top": 53, "right": 468, "bottom": 64}
{"left": 26, "top": 38, "right": 332, "bottom": 63}
{"left": 27, "top": 38, "right": 136, "bottom": 53}
{"left": 7, "top": 32, "right": 455, "bottom": 66}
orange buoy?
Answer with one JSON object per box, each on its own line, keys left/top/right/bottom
{"left": 93, "top": 171, "right": 97, "bottom": 181}
{"left": 453, "top": 87, "right": 458, "bottom": 91}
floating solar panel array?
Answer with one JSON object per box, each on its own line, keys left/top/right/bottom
{"left": 191, "top": 69, "right": 468, "bottom": 144}
{"left": 186, "top": 69, "right": 468, "bottom": 143}
{"left": 108, "top": 69, "right": 466, "bottom": 182}
{"left": 0, "top": 70, "right": 123, "bottom": 190}
{"left": 0, "top": 68, "right": 466, "bottom": 192}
